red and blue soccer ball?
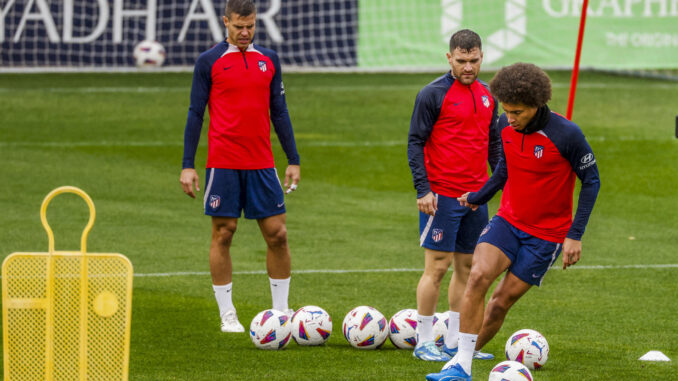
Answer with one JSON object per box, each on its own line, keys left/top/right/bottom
{"left": 133, "top": 40, "right": 166, "bottom": 68}
{"left": 249, "top": 309, "right": 292, "bottom": 350}
{"left": 342, "top": 306, "right": 388, "bottom": 349}
{"left": 388, "top": 308, "right": 418, "bottom": 349}
{"left": 290, "top": 305, "right": 332, "bottom": 346}
{"left": 488, "top": 360, "right": 533, "bottom": 381}
{"left": 505, "top": 329, "right": 550, "bottom": 370}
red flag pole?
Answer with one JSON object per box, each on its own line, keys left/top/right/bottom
{"left": 566, "top": 0, "right": 590, "bottom": 120}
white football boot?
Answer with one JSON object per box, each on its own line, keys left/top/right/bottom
{"left": 220, "top": 310, "right": 245, "bottom": 333}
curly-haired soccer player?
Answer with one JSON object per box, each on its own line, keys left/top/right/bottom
{"left": 426, "top": 63, "right": 600, "bottom": 381}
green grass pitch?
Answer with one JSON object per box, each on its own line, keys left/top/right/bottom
{"left": 1, "top": 71, "right": 677, "bottom": 380}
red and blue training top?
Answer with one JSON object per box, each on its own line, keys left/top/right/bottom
{"left": 468, "top": 106, "right": 601, "bottom": 242}
{"left": 182, "top": 42, "right": 299, "bottom": 170}
{"left": 408, "top": 73, "right": 502, "bottom": 198}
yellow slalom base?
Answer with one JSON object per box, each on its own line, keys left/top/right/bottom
{"left": 2, "top": 186, "right": 133, "bottom": 381}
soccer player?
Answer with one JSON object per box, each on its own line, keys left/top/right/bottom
{"left": 407, "top": 29, "right": 501, "bottom": 362}
{"left": 180, "top": 0, "right": 300, "bottom": 333}
{"left": 426, "top": 63, "right": 600, "bottom": 380}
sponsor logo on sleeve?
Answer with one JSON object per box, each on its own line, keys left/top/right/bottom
{"left": 579, "top": 152, "right": 596, "bottom": 170}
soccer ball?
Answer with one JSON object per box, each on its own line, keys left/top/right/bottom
{"left": 342, "top": 306, "right": 388, "bottom": 349}
{"left": 388, "top": 308, "right": 418, "bottom": 349}
{"left": 432, "top": 312, "right": 449, "bottom": 347}
{"left": 505, "top": 329, "right": 549, "bottom": 370}
{"left": 133, "top": 40, "right": 166, "bottom": 68}
{"left": 290, "top": 305, "right": 332, "bottom": 346}
{"left": 488, "top": 360, "right": 533, "bottom": 381}
{"left": 249, "top": 309, "right": 292, "bottom": 350}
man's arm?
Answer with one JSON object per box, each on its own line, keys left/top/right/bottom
{"left": 465, "top": 154, "right": 508, "bottom": 206}
{"left": 465, "top": 115, "right": 509, "bottom": 206}
{"left": 407, "top": 87, "right": 439, "bottom": 198}
{"left": 408, "top": 86, "right": 442, "bottom": 216}
{"left": 180, "top": 56, "right": 211, "bottom": 198}
{"left": 267, "top": 51, "right": 301, "bottom": 192}
{"left": 564, "top": 129, "right": 601, "bottom": 241}
{"left": 555, "top": 122, "right": 600, "bottom": 269}
{"left": 487, "top": 96, "right": 502, "bottom": 172}
{"left": 268, "top": 51, "right": 300, "bottom": 166}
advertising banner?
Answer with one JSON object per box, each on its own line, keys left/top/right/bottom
{"left": 358, "top": 0, "right": 678, "bottom": 70}
{"left": 1, "top": 0, "right": 676, "bottom": 70}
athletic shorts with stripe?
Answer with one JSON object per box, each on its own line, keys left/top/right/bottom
{"left": 478, "top": 215, "right": 563, "bottom": 286}
{"left": 203, "top": 168, "right": 285, "bottom": 219}
{"left": 419, "top": 193, "right": 489, "bottom": 254}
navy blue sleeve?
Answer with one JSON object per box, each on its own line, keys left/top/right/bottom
{"left": 550, "top": 121, "right": 601, "bottom": 240}
{"left": 487, "top": 97, "right": 502, "bottom": 172}
{"left": 467, "top": 116, "right": 508, "bottom": 205}
{"left": 408, "top": 85, "right": 442, "bottom": 198}
{"left": 182, "top": 54, "right": 211, "bottom": 169}
{"left": 266, "top": 50, "right": 300, "bottom": 165}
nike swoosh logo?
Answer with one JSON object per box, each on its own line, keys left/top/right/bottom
{"left": 277, "top": 203, "right": 284, "bottom": 208}
{"left": 453, "top": 102, "right": 462, "bottom": 106}
{"left": 532, "top": 273, "right": 541, "bottom": 278}
{"left": 223, "top": 66, "right": 232, "bottom": 70}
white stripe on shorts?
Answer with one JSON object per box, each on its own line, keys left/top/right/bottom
{"left": 539, "top": 243, "right": 562, "bottom": 286}
{"left": 203, "top": 168, "right": 215, "bottom": 212}
{"left": 273, "top": 167, "right": 283, "bottom": 190}
{"left": 419, "top": 193, "right": 438, "bottom": 246}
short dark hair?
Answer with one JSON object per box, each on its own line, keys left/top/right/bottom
{"left": 449, "top": 29, "right": 482, "bottom": 52}
{"left": 225, "top": 0, "right": 256, "bottom": 18}
{"left": 489, "top": 63, "right": 552, "bottom": 107}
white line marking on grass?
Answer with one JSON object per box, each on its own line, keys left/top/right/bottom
{"left": 3, "top": 135, "right": 672, "bottom": 149}
{"left": 134, "top": 264, "right": 678, "bottom": 277}
{"left": 1, "top": 82, "right": 677, "bottom": 95}
{"left": 0, "top": 87, "right": 187, "bottom": 93}
{"left": 568, "top": 264, "right": 678, "bottom": 270}
{"left": 0, "top": 141, "right": 183, "bottom": 147}
{"left": 0, "top": 140, "right": 407, "bottom": 148}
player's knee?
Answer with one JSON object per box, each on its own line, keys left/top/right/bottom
{"left": 213, "top": 221, "right": 237, "bottom": 246}
{"left": 485, "top": 298, "right": 509, "bottom": 322}
{"left": 466, "top": 268, "right": 493, "bottom": 293}
{"left": 265, "top": 225, "right": 288, "bottom": 249}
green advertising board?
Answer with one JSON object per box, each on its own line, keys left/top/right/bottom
{"left": 358, "top": 0, "right": 678, "bottom": 70}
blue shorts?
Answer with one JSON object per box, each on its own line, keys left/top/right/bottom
{"left": 419, "top": 193, "right": 488, "bottom": 254}
{"left": 478, "top": 215, "right": 562, "bottom": 286}
{"left": 203, "top": 168, "right": 285, "bottom": 219}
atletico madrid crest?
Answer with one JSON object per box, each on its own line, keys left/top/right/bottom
{"left": 258, "top": 60, "right": 267, "bottom": 72}
{"left": 534, "top": 145, "right": 544, "bottom": 159}
{"left": 432, "top": 228, "right": 443, "bottom": 243}
{"left": 209, "top": 195, "right": 221, "bottom": 210}
{"left": 481, "top": 95, "right": 490, "bottom": 108}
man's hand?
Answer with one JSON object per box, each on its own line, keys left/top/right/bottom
{"left": 180, "top": 168, "right": 200, "bottom": 198}
{"left": 562, "top": 238, "right": 581, "bottom": 269}
{"left": 457, "top": 192, "right": 479, "bottom": 211}
{"left": 284, "top": 165, "right": 300, "bottom": 194}
{"left": 417, "top": 192, "right": 437, "bottom": 216}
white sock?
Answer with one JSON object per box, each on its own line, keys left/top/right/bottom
{"left": 445, "top": 310, "right": 460, "bottom": 349}
{"left": 416, "top": 314, "right": 434, "bottom": 343}
{"left": 269, "top": 277, "right": 290, "bottom": 312}
{"left": 213, "top": 283, "right": 234, "bottom": 318}
{"left": 457, "top": 332, "right": 477, "bottom": 375}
